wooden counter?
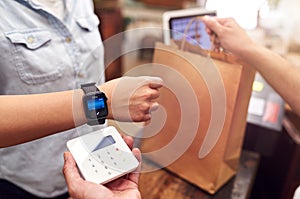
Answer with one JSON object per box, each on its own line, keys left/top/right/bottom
{"left": 139, "top": 150, "right": 260, "bottom": 199}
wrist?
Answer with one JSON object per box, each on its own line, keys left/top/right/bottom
{"left": 97, "top": 81, "right": 116, "bottom": 120}
{"left": 236, "top": 41, "right": 262, "bottom": 66}
{"left": 72, "top": 89, "right": 88, "bottom": 126}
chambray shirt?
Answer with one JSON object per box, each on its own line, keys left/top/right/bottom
{"left": 0, "top": 0, "right": 105, "bottom": 197}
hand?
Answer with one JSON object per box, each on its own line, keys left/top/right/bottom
{"left": 63, "top": 136, "right": 142, "bottom": 199}
{"left": 201, "top": 16, "right": 256, "bottom": 56}
{"left": 102, "top": 76, "right": 163, "bottom": 122}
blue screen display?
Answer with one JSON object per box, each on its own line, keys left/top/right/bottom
{"left": 170, "top": 15, "right": 215, "bottom": 50}
{"left": 87, "top": 98, "right": 105, "bottom": 111}
{"left": 92, "top": 135, "right": 116, "bottom": 152}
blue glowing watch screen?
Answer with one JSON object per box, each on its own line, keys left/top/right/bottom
{"left": 87, "top": 98, "right": 105, "bottom": 111}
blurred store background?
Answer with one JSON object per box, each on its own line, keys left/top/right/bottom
{"left": 93, "top": 1, "right": 300, "bottom": 198}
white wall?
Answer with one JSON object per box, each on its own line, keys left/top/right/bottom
{"left": 277, "top": 0, "right": 300, "bottom": 46}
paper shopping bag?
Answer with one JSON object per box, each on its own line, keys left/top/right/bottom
{"left": 140, "top": 40, "right": 255, "bottom": 194}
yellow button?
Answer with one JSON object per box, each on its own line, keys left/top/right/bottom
{"left": 27, "top": 36, "right": 34, "bottom": 43}
{"left": 65, "top": 37, "right": 72, "bottom": 43}
{"left": 252, "top": 81, "right": 264, "bottom": 92}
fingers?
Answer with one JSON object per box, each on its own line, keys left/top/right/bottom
{"left": 143, "top": 76, "right": 164, "bottom": 87}
{"left": 149, "top": 82, "right": 163, "bottom": 89}
{"left": 127, "top": 148, "right": 142, "bottom": 184}
{"left": 141, "top": 101, "right": 160, "bottom": 121}
{"left": 148, "top": 88, "right": 161, "bottom": 100}
{"left": 202, "top": 16, "right": 224, "bottom": 37}
{"left": 132, "top": 77, "right": 162, "bottom": 122}
{"left": 63, "top": 152, "right": 83, "bottom": 195}
{"left": 123, "top": 136, "right": 134, "bottom": 149}
{"left": 149, "top": 102, "right": 159, "bottom": 112}
{"left": 63, "top": 152, "right": 77, "bottom": 179}
{"left": 63, "top": 152, "right": 80, "bottom": 181}
{"left": 202, "top": 16, "right": 235, "bottom": 52}
{"left": 148, "top": 77, "right": 163, "bottom": 89}
{"left": 138, "top": 76, "right": 164, "bottom": 90}
{"left": 109, "top": 76, "right": 163, "bottom": 122}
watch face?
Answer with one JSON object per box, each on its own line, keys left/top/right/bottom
{"left": 83, "top": 92, "right": 108, "bottom": 119}
{"left": 87, "top": 97, "right": 105, "bottom": 111}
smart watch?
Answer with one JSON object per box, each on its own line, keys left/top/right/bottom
{"left": 81, "top": 82, "right": 108, "bottom": 125}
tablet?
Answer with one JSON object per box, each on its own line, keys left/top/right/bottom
{"left": 162, "top": 8, "right": 216, "bottom": 49}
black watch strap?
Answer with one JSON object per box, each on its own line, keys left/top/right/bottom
{"left": 87, "top": 118, "right": 105, "bottom": 125}
{"left": 87, "top": 119, "right": 105, "bottom": 125}
{"left": 81, "top": 82, "right": 99, "bottom": 93}
{"left": 81, "top": 82, "right": 106, "bottom": 125}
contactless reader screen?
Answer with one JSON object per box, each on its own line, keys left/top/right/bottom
{"left": 87, "top": 98, "right": 105, "bottom": 111}
{"left": 92, "top": 135, "right": 116, "bottom": 152}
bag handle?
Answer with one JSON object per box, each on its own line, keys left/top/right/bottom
{"left": 180, "top": 16, "right": 237, "bottom": 63}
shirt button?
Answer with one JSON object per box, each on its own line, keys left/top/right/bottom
{"left": 65, "top": 37, "right": 72, "bottom": 43}
{"left": 27, "top": 36, "right": 34, "bottom": 43}
{"left": 78, "top": 73, "right": 84, "bottom": 78}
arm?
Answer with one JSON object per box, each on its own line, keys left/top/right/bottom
{"left": 239, "top": 42, "right": 300, "bottom": 115}
{"left": 0, "top": 76, "right": 163, "bottom": 147}
{"left": 202, "top": 16, "right": 300, "bottom": 115}
{"left": 0, "top": 91, "right": 78, "bottom": 147}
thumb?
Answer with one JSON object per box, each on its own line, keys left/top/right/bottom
{"left": 63, "top": 152, "right": 82, "bottom": 186}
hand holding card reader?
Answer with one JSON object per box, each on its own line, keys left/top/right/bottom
{"left": 66, "top": 126, "right": 139, "bottom": 184}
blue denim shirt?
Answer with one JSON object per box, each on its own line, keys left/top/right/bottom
{"left": 0, "top": 0, "right": 105, "bottom": 197}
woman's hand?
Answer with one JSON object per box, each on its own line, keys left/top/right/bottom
{"left": 101, "top": 76, "right": 163, "bottom": 122}
{"left": 63, "top": 136, "right": 142, "bottom": 199}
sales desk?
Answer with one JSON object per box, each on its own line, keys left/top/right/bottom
{"left": 139, "top": 150, "right": 259, "bottom": 199}
{"left": 245, "top": 111, "right": 300, "bottom": 199}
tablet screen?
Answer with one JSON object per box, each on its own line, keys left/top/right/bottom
{"left": 162, "top": 8, "right": 216, "bottom": 50}
{"left": 170, "top": 16, "right": 212, "bottom": 49}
